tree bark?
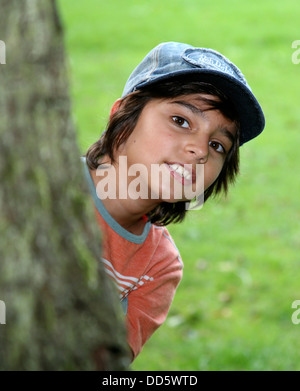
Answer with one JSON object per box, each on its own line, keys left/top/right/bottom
{"left": 0, "top": 0, "right": 130, "bottom": 370}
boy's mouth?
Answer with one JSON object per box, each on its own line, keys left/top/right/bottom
{"left": 165, "top": 163, "right": 196, "bottom": 185}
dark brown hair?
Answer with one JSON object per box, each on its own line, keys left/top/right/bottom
{"left": 86, "top": 76, "right": 240, "bottom": 226}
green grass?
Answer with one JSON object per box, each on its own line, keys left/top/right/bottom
{"left": 58, "top": 0, "right": 300, "bottom": 370}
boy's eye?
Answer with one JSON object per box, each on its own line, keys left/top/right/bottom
{"left": 172, "top": 116, "right": 190, "bottom": 129}
{"left": 209, "top": 140, "right": 225, "bottom": 154}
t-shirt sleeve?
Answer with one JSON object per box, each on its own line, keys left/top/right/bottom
{"left": 125, "top": 247, "right": 183, "bottom": 359}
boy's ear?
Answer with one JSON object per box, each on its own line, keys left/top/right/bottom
{"left": 109, "top": 98, "right": 122, "bottom": 119}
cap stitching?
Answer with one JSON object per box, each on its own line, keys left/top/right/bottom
{"left": 182, "top": 47, "right": 248, "bottom": 87}
{"left": 144, "top": 43, "right": 163, "bottom": 81}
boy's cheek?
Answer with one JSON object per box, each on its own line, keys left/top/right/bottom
{"left": 203, "top": 163, "right": 224, "bottom": 189}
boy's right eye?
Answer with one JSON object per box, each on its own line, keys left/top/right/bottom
{"left": 172, "top": 116, "right": 190, "bottom": 129}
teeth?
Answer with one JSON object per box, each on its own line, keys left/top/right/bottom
{"left": 169, "top": 164, "right": 192, "bottom": 180}
{"left": 176, "top": 165, "right": 184, "bottom": 175}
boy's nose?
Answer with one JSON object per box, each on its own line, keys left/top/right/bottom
{"left": 185, "top": 139, "right": 209, "bottom": 164}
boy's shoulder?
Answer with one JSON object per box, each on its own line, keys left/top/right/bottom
{"left": 150, "top": 224, "right": 183, "bottom": 269}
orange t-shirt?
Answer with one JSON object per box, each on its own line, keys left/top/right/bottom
{"left": 82, "top": 158, "right": 183, "bottom": 358}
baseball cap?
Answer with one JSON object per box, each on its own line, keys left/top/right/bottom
{"left": 122, "top": 42, "right": 265, "bottom": 146}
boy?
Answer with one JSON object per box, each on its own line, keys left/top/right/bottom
{"left": 82, "top": 42, "right": 265, "bottom": 360}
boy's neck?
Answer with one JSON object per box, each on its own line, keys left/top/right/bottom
{"left": 102, "top": 196, "right": 147, "bottom": 234}
{"left": 89, "top": 166, "right": 156, "bottom": 235}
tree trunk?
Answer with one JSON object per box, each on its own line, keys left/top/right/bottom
{"left": 0, "top": 0, "right": 130, "bottom": 370}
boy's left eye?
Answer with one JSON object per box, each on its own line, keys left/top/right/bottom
{"left": 209, "top": 140, "right": 225, "bottom": 154}
{"left": 172, "top": 116, "right": 190, "bottom": 129}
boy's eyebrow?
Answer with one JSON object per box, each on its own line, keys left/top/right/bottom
{"left": 218, "top": 127, "right": 235, "bottom": 145}
{"left": 170, "top": 100, "right": 207, "bottom": 118}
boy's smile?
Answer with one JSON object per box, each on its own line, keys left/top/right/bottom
{"left": 115, "top": 93, "right": 237, "bottom": 204}
{"left": 165, "top": 162, "right": 195, "bottom": 185}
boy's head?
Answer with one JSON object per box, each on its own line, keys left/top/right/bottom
{"left": 121, "top": 41, "right": 265, "bottom": 146}
{"left": 86, "top": 42, "right": 265, "bottom": 225}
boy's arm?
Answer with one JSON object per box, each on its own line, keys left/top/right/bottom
{"left": 125, "top": 253, "right": 183, "bottom": 360}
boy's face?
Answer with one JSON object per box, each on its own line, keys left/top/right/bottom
{"left": 115, "top": 93, "right": 237, "bottom": 203}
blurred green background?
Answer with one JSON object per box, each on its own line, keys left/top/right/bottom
{"left": 58, "top": 0, "right": 300, "bottom": 370}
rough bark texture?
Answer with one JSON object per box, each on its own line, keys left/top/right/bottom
{"left": 0, "top": 0, "right": 130, "bottom": 370}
